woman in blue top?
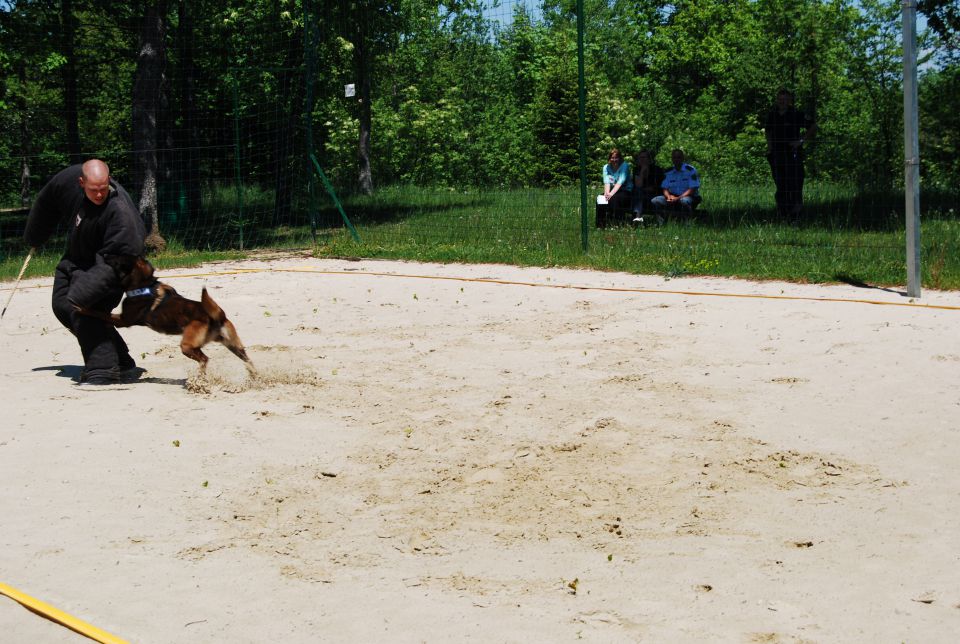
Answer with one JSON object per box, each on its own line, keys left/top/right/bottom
{"left": 596, "top": 148, "right": 632, "bottom": 228}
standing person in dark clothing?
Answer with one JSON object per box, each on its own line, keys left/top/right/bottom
{"left": 765, "top": 88, "right": 816, "bottom": 220}
{"left": 24, "top": 159, "right": 146, "bottom": 385}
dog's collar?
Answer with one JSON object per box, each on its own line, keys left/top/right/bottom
{"left": 125, "top": 286, "right": 155, "bottom": 298}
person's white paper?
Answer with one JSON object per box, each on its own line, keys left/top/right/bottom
{"left": 596, "top": 195, "right": 607, "bottom": 205}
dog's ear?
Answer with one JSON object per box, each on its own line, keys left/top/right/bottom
{"left": 103, "top": 254, "right": 155, "bottom": 290}
{"left": 135, "top": 256, "right": 156, "bottom": 279}
{"left": 103, "top": 253, "right": 138, "bottom": 277}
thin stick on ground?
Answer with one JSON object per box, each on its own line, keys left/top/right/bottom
{"left": 0, "top": 247, "right": 34, "bottom": 320}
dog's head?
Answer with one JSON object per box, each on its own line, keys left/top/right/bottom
{"left": 104, "top": 254, "right": 156, "bottom": 289}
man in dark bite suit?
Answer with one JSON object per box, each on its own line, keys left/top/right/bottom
{"left": 24, "top": 159, "right": 146, "bottom": 385}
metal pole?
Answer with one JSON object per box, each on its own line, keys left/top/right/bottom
{"left": 303, "top": 0, "right": 318, "bottom": 245}
{"left": 902, "top": 0, "right": 921, "bottom": 297}
{"left": 576, "top": 0, "right": 588, "bottom": 251}
{"left": 310, "top": 153, "right": 361, "bottom": 243}
{"left": 232, "top": 75, "right": 245, "bottom": 250}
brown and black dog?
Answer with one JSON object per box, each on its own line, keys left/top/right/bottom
{"left": 76, "top": 255, "right": 254, "bottom": 376}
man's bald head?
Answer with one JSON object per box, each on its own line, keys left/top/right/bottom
{"left": 79, "top": 159, "right": 111, "bottom": 205}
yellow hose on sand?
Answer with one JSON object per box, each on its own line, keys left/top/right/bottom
{"left": 0, "top": 581, "right": 130, "bottom": 644}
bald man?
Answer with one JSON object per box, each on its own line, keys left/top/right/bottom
{"left": 24, "top": 160, "right": 146, "bottom": 385}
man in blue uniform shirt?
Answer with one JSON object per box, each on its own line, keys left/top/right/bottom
{"left": 650, "top": 149, "right": 702, "bottom": 221}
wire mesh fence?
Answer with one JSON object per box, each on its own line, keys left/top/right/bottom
{"left": 1, "top": 0, "right": 958, "bottom": 286}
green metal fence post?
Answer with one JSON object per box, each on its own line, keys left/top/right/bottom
{"left": 310, "top": 153, "right": 361, "bottom": 243}
{"left": 231, "top": 74, "right": 245, "bottom": 250}
{"left": 577, "top": 0, "right": 588, "bottom": 252}
{"left": 303, "top": 0, "right": 319, "bottom": 245}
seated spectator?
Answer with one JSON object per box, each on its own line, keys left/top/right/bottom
{"left": 595, "top": 148, "right": 632, "bottom": 228}
{"left": 650, "top": 149, "right": 702, "bottom": 221}
{"left": 630, "top": 149, "right": 666, "bottom": 224}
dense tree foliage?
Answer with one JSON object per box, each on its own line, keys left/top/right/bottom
{"left": 919, "top": 0, "right": 959, "bottom": 55}
{"left": 0, "top": 0, "right": 956, "bottom": 213}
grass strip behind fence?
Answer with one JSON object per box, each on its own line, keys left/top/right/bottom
{"left": 2, "top": 183, "right": 958, "bottom": 290}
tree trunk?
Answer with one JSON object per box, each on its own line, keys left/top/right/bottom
{"left": 356, "top": 14, "right": 373, "bottom": 195}
{"left": 61, "top": 0, "right": 82, "bottom": 165}
{"left": 132, "top": 1, "right": 168, "bottom": 252}
{"left": 18, "top": 61, "right": 31, "bottom": 207}
{"left": 20, "top": 151, "right": 31, "bottom": 208}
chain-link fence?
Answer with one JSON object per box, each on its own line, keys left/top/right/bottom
{"left": 1, "top": 1, "right": 958, "bottom": 286}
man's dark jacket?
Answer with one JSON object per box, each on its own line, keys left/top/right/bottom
{"left": 24, "top": 164, "right": 146, "bottom": 307}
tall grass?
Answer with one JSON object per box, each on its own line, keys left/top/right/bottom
{"left": 3, "top": 181, "right": 958, "bottom": 289}
{"left": 312, "top": 182, "right": 960, "bottom": 289}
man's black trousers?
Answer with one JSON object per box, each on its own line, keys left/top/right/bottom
{"left": 768, "top": 149, "right": 805, "bottom": 216}
{"left": 52, "top": 260, "right": 130, "bottom": 380}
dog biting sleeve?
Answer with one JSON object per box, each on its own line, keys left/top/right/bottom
{"left": 67, "top": 255, "right": 119, "bottom": 308}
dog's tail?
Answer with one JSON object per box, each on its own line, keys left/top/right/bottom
{"left": 200, "top": 287, "right": 226, "bottom": 322}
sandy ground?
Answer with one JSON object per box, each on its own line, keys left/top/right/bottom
{"left": 1, "top": 256, "right": 959, "bottom": 643}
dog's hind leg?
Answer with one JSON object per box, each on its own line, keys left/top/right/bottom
{"left": 181, "top": 344, "right": 209, "bottom": 374}
{"left": 219, "top": 319, "right": 255, "bottom": 374}
{"left": 181, "top": 321, "right": 210, "bottom": 374}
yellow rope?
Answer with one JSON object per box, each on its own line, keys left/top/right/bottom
{"left": 0, "top": 581, "right": 130, "bottom": 644}
{"left": 3, "top": 264, "right": 958, "bottom": 311}
{"left": 167, "top": 266, "right": 960, "bottom": 312}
